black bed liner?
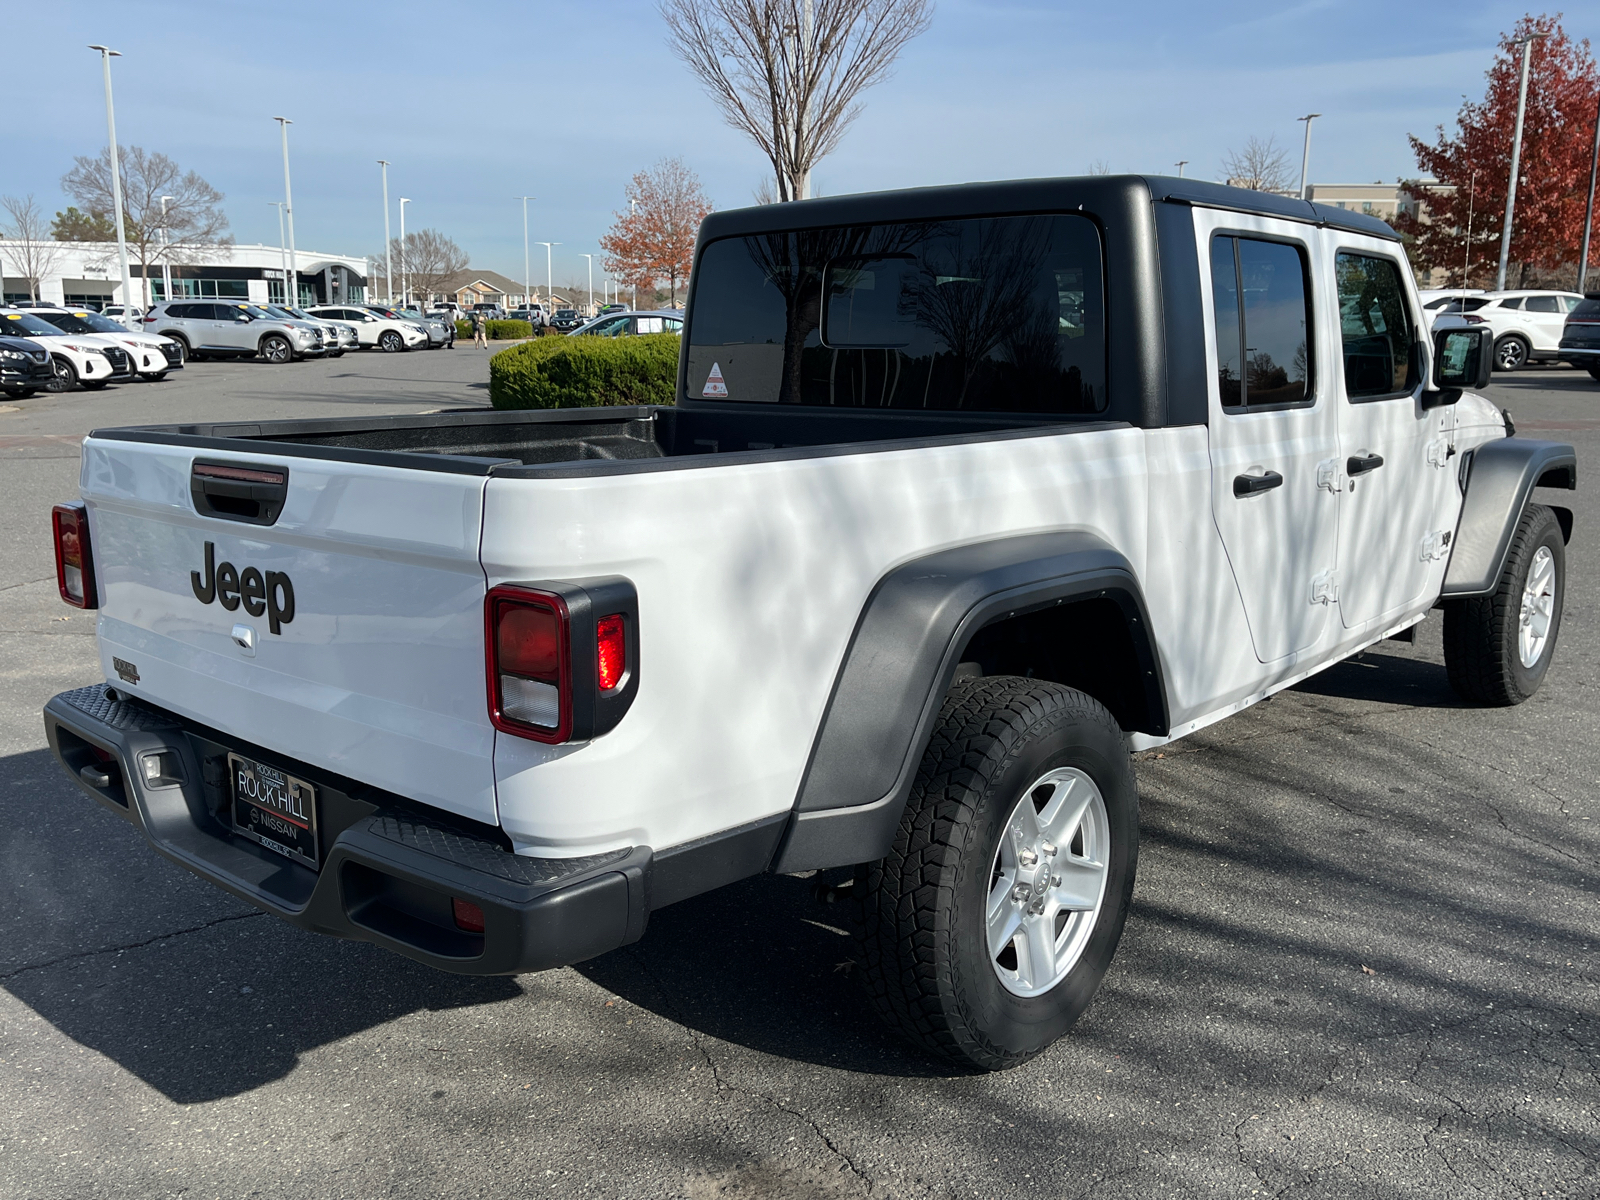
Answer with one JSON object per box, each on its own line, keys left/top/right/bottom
{"left": 89, "top": 404, "right": 1127, "bottom": 479}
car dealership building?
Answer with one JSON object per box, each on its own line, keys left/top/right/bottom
{"left": 1, "top": 241, "right": 369, "bottom": 310}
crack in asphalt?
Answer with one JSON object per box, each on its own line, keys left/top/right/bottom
{"left": 0, "top": 575, "right": 54, "bottom": 594}
{"left": 0, "top": 911, "right": 264, "bottom": 982}
{"left": 623, "top": 945, "right": 874, "bottom": 1193}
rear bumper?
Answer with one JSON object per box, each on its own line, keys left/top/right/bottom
{"left": 43, "top": 684, "right": 650, "bottom": 975}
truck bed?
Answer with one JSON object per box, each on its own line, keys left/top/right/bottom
{"left": 92, "top": 403, "right": 1114, "bottom": 477}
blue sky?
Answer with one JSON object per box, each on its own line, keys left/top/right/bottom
{"left": 5, "top": 1, "right": 1565, "bottom": 288}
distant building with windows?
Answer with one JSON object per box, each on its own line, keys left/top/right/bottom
{"left": 366, "top": 267, "right": 544, "bottom": 310}
{"left": 0, "top": 241, "right": 368, "bottom": 310}
{"left": 1305, "top": 181, "right": 1454, "bottom": 225}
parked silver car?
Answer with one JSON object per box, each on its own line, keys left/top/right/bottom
{"left": 267, "top": 305, "right": 358, "bottom": 356}
{"left": 143, "top": 301, "right": 327, "bottom": 363}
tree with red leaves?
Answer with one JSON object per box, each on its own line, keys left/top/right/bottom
{"left": 599, "top": 158, "right": 713, "bottom": 308}
{"left": 1397, "top": 14, "right": 1599, "bottom": 288}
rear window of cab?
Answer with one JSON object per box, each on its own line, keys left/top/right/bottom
{"left": 685, "top": 213, "right": 1107, "bottom": 414}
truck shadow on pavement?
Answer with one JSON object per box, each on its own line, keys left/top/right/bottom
{"left": 1287, "top": 646, "right": 1470, "bottom": 708}
{"left": 0, "top": 750, "right": 521, "bottom": 1104}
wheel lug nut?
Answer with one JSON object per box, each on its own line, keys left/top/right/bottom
{"left": 1018, "top": 849, "right": 1038, "bottom": 867}
{"left": 1051, "top": 875, "right": 1061, "bottom": 886}
{"left": 1012, "top": 884, "right": 1030, "bottom": 903}
{"left": 1041, "top": 842, "right": 1056, "bottom": 856}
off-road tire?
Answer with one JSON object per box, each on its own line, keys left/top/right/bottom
{"left": 1493, "top": 334, "right": 1530, "bottom": 372}
{"left": 1443, "top": 503, "right": 1564, "bottom": 705}
{"left": 855, "top": 676, "right": 1138, "bottom": 1071}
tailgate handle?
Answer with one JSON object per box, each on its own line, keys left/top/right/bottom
{"left": 191, "top": 460, "right": 288, "bottom": 526}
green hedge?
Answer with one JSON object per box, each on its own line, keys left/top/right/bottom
{"left": 456, "top": 319, "right": 534, "bottom": 340}
{"left": 489, "top": 333, "right": 680, "bottom": 409}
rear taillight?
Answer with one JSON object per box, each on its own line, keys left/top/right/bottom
{"left": 487, "top": 586, "right": 571, "bottom": 742}
{"left": 486, "top": 579, "right": 640, "bottom": 744}
{"left": 1461, "top": 314, "right": 1487, "bottom": 325}
{"left": 596, "top": 613, "right": 627, "bottom": 691}
{"left": 140, "top": 315, "right": 157, "bottom": 323}
{"left": 52, "top": 502, "right": 97, "bottom": 609}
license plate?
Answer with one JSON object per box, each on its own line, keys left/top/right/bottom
{"left": 229, "top": 753, "right": 319, "bottom": 868}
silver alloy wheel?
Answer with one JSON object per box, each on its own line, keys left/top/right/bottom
{"left": 47, "top": 357, "right": 76, "bottom": 393}
{"left": 1518, "top": 545, "right": 1556, "bottom": 668}
{"left": 986, "top": 766, "right": 1111, "bottom": 997}
{"left": 1495, "top": 337, "right": 1528, "bottom": 370}
{"left": 262, "top": 336, "right": 291, "bottom": 364}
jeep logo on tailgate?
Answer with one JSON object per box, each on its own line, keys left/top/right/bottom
{"left": 191, "top": 541, "right": 295, "bottom": 634}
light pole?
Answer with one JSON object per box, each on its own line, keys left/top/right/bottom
{"left": 1174, "top": 160, "right": 1188, "bottom": 178}
{"left": 1496, "top": 32, "right": 1549, "bottom": 291}
{"left": 158, "top": 195, "right": 174, "bottom": 308}
{"left": 536, "top": 242, "right": 560, "bottom": 309}
{"left": 378, "top": 160, "right": 393, "bottom": 304}
{"left": 1578, "top": 91, "right": 1600, "bottom": 294}
{"left": 273, "top": 117, "right": 298, "bottom": 307}
{"left": 398, "top": 197, "right": 411, "bottom": 306}
{"left": 89, "top": 46, "right": 135, "bottom": 328}
{"left": 1462, "top": 171, "right": 1477, "bottom": 294}
{"left": 1296, "top": 113, "right": 1321, "bottom": 200}
{"left": 580, "top": 253, "right": 594, "bottom": 315}
{"left": 515, "top": 196, "right": 535, "bottom": 314}
{"left": 269, "top": 201, "right": 288, "bottom": 307}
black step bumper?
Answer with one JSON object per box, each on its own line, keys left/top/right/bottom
{"left": 42, "top": 685, "right": 650, "bottom": 975}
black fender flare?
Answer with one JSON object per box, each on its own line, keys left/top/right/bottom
{"left": 1442, "top": 438, "right": 1576, "bottom": 598}
{"left": 772, "top": 531, "right": 1168, "bottom": 874}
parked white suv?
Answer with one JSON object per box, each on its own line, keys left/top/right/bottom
{"left": 1432, "top": 290, "right": 1584, "bottom": 371}
{"left": 0, "top": 308, "right": 135, "bottom": 391}
{"left": 29, "top": 307, "right": 184, "bottom": 380}
{"left": 143, "top": 301, "right": 328, "bottom": 364}
{"left": 305, "top": 305, "right": 427, "bottom": 352}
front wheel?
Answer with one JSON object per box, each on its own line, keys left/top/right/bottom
{"left": 1443, "top": 503, "right": 1565, "bottom": 705}
{"left": 46, "top": 357, "right": 78, "bottom": 393}
{"left": 378, "top": 330, "right": 404, "bottom": 353}
{"left": 261, "top": 335, "right": 292, "bottom": 364}
{"left": 1494, "top": 335, "right": 1530, "bottom": 372}
{"left": 855, "top": 677, "right": 1138, "bottom": 1071}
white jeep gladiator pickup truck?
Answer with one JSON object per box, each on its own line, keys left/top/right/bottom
{"left": 44, "top": 177, "right": 1576, "bottom": 1070}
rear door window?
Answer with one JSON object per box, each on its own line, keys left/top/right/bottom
{"left": 1334, "top": 252, "right": 1417, "bottom": 399}
{"left": 1209, "top": 235, "right": 1312, "bottom": 409}
{"left": 1524, "top": 295, "right": 1559, "bottom": 313}
{"left": 686, "top": 213, "right": 1105, "bottom": 412}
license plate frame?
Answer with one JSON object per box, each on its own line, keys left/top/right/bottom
{"left": 228, "top": 752, "right": 319, "bottom": 869}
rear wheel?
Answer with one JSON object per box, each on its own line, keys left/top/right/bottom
{"left": 139, "top": 372, "right": 168, "bottom": 382}
{"left": 1443, "top": 503, "right": 1565, "bottom": 705}
{"left": 3, "top": 386, "right": 37, "bottom": 399}
{"left": 1588, "top": 365, "right": 1600, "bottom": 382}
{"left": 46, "top": 357, "right": 78, "bottom": 393}
{"left": 1494, "top": 335, "right": 1531, "bottom": 372}
{"left": 379, "top": 330, "right": 404, "bottom": 353}
{"left": 81, "top": 380, "right": 109, "bottom": 390}
{"left": 856, "top": 677, "right": 1138, "bottom": 1071}
{"left": 261, "top": 335, "right": 292, "bottom": 364}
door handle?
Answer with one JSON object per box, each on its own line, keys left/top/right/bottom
{"left": 1346, "top": 453, "right": 1385, "bottom": 476}
{"left": 1233, "top": 470, "right": 1284, "bottom": 497}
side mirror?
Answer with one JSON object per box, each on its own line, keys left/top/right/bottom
{"left": 1424, "top": 326, "right": 1491, "bottom": 408}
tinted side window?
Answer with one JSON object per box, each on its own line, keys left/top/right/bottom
{"left": 1211, "top": 235, "right": 1311, "bottom": 408}
{"left": 1335, "top": 252, "right": 1416, "bottom": 399}
{"left": 1498, "top": 297, "right": 1524, "bottom": 310}
{"left": 1524, "top": 295, "right": 1559, "bottom": 313}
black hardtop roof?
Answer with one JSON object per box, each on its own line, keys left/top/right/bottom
{"left": 697, "top": 174, "right": 1398, "bottom": 243}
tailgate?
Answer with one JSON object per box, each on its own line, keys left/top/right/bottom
{"left": 80, "top": 436, "right": 497, "bottom": 825}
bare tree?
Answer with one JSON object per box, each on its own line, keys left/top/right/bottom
{"left": 0, "top": 195, "right": 64, "bottom": 302}
{"left": 1221, "top": 135, "right": 1292, "bottom": 193}
{"left": 386, "top": 229, "right": 469, "bottom": 304}
{"left": 600, "top": 158, "right": 714, "bottom": 305}
{"left": 62, "top": 146, "right": 232, "bottom": 305}
{"left": 663, "top": 0, "right": 933, "bottom": 203}
{"left": 1087, "top": 160, "right": 1111, "bottom": 176}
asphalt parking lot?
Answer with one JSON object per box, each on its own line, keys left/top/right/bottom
{"left": 1, "top": 353, "right": 1596, "bottom": 1199}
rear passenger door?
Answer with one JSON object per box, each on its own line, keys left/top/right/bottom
{"left": 1331, "top": 247, "right": 1456, "bottom": 630}
{"left": 1202, "top": 217, "right": 1340, "bottom": 663}
{"left": 1522, "top": 295, "right": 1567, "bottom": 351}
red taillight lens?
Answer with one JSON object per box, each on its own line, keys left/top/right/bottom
{"left": 451, "top": 897, "right": 485, "bottom": 933}
{"left": 1461, "top": 314, "right": 1486, "bottom": 325}
{"left": 596, "top": 613, "right": 626, "bottom": 691}
{"left": 486, "top": 587, "right": 570, "bottom": 741}
{"left": 52, "top": 502, "right": 97, "bottom": 609}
